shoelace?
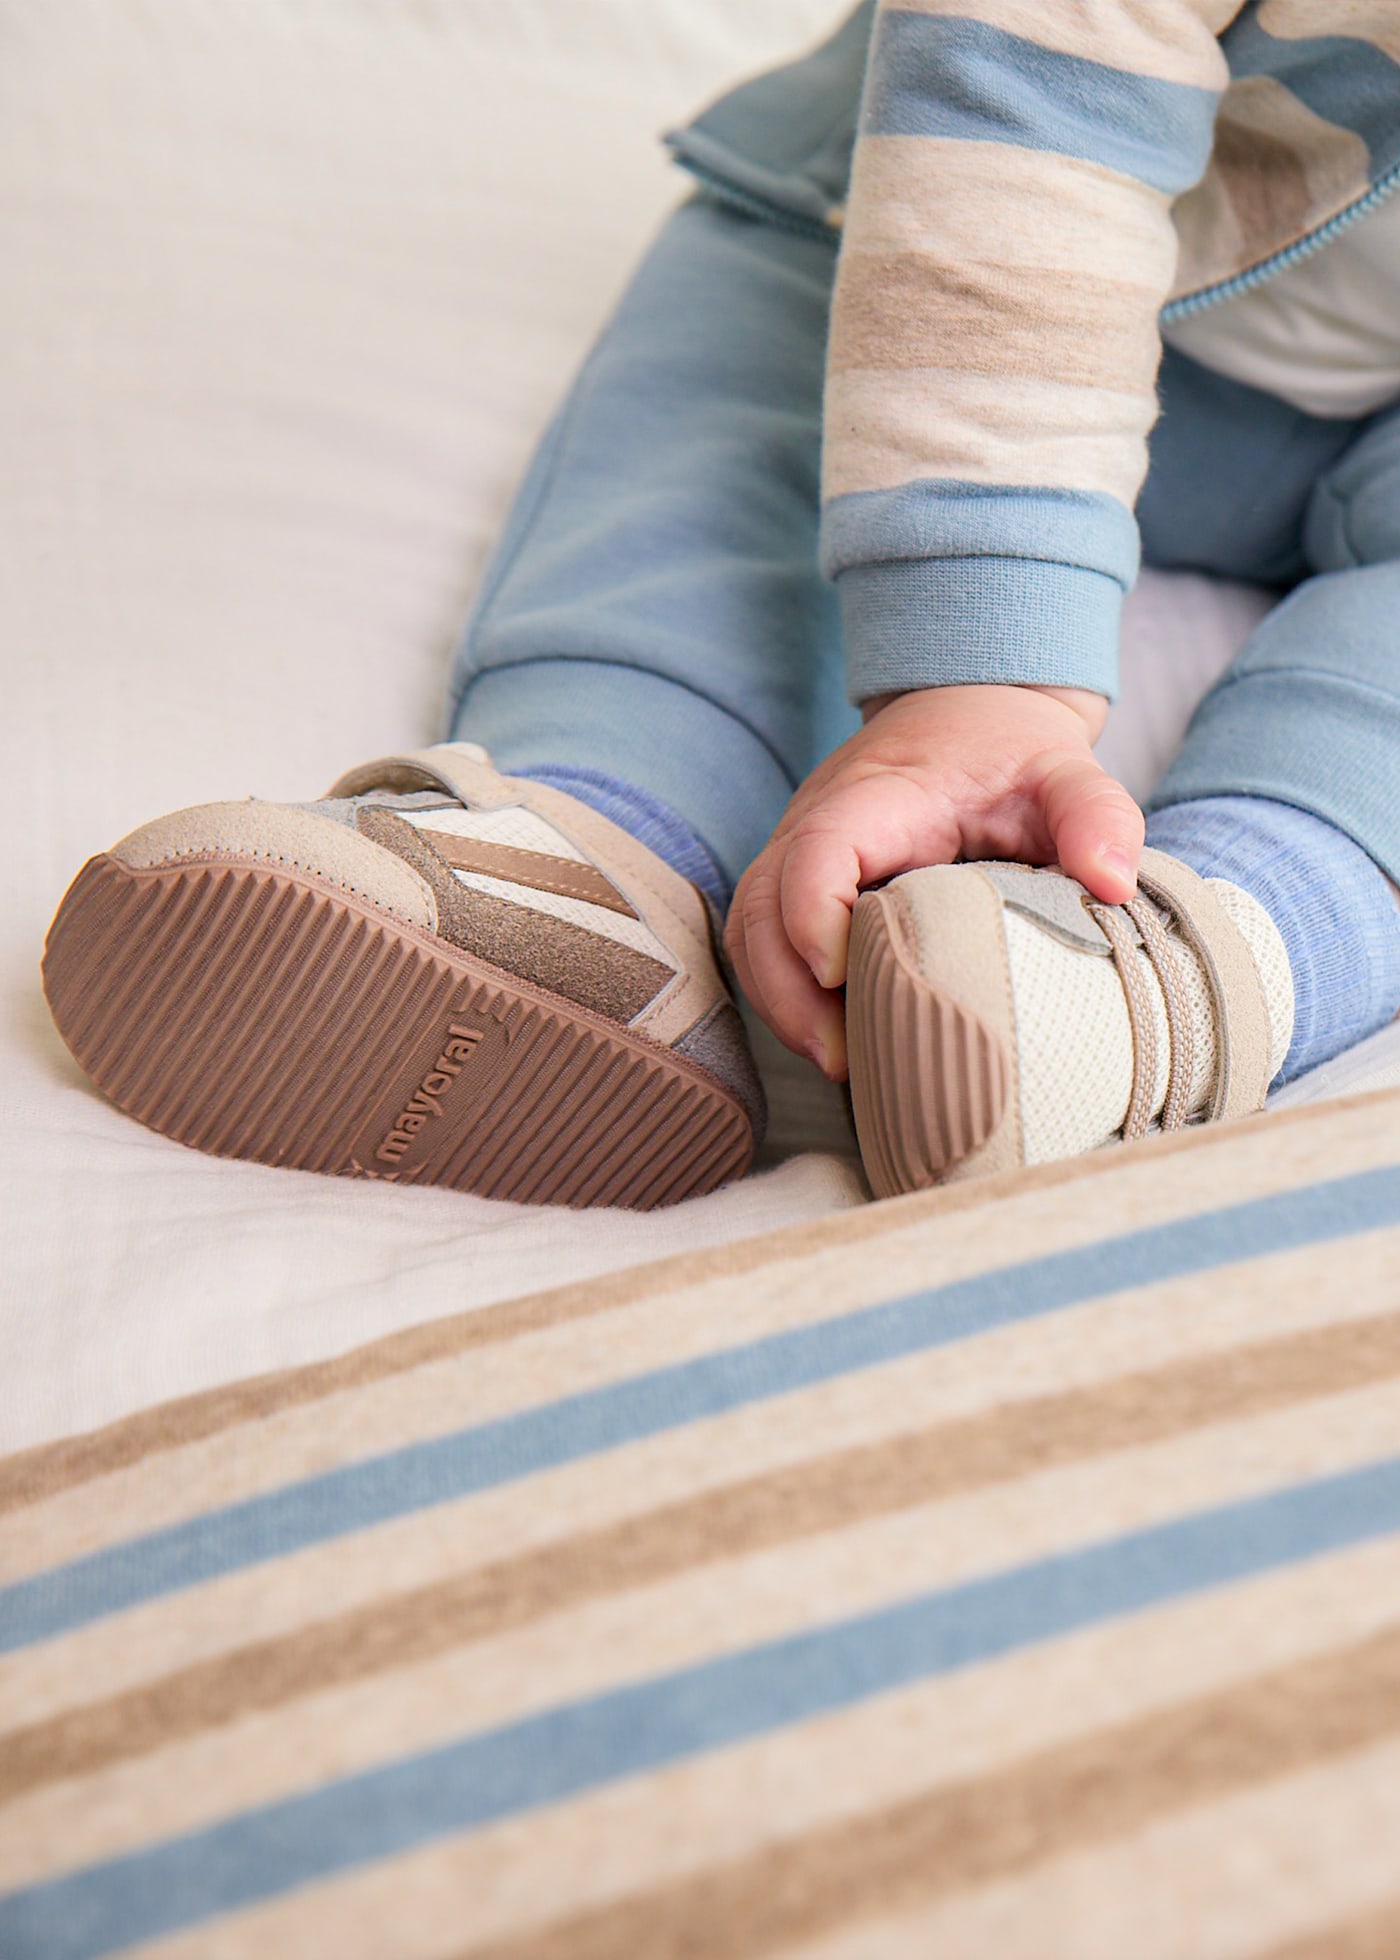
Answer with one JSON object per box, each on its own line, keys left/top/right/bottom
{"left": 1086, "top": 894, "right": 1197, "bottom": 1142}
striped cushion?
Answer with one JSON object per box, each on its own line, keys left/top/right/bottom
{"left": 4, "top": 1088, "right": 1400, "bottom": 1957}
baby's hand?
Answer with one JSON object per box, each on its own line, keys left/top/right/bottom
{"left": 724, "top": 684, "right": 1143, "bottom": 1079}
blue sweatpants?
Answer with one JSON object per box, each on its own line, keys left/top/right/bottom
{"left": 448, "top": 187, "right": 1400, "bottom": 897}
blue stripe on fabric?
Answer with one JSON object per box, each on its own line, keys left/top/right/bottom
{"left": 1222, "top": 15, "right": 1400, "bottom": 180}
{"left": 3, "top": 1165, "right": 1399, "bottom": 1657}
{"left": 6, "top": 1455, "right": 1400, "bottom": 1960}
{"left": 819, "top": 479, "right": 1141, "bottom": 586}
{"left": 863, "top": 12, "right": 1219, "bottom": 195}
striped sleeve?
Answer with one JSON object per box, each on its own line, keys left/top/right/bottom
{"left": 821, "top": 0, "right": 1237, "bottom": 703}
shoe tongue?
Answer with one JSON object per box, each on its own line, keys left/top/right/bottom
{"left": 354, "top": 788, "right": 463, "bottom": 814}
{"left": 289, "top": 789, "right": 463, "bottom": 828}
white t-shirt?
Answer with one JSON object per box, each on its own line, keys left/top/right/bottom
{"left": 1162, "top": 191, "right": 1400, "bottom": 420}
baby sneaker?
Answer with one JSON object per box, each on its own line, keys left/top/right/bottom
{"left": 844, "top": 848, "right": 1293, "bottom": 1199}
{"left": 42, "top": 742, "right": 762, "bottom": 1209}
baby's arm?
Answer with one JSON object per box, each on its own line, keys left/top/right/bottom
{"left": 726, "top": 5, "right": 1233, "bottom": 1076}
{"left": 724, "top": 685, "right": 1143, "bottom": 1078}
{"left": 818, "top": 3, "right": 1227, "bottom": 721}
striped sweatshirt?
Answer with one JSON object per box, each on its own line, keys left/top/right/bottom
{"left": 668, "top": 1, "right": 1400, "bottom": 702}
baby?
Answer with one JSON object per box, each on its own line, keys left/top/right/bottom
{"left": 42, "top": 0, "right": 1400, "bottom": 1205}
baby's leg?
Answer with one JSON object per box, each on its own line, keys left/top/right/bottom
{"left": 446, "top": 191, "right": 854, "bottom": 914}
{"left": 1141, "top": 355, "right": 1400, "bottom": 1083}
{"left": 43, "top": 187, "right": 853, "bottom": 1205}
{"left": 841, "top": 354, "right": 1400, "bottom": 1197}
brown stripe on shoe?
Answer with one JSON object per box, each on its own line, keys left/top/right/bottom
{"left": 8, "top": 1309, "right": 1400, "bottom": 1804}
{"left": 456, "top": 1626, "right": 1400, "bottom": 1960}
{"left": 355, "top": 807, "right": 671, "bottom": 1026}
{"left": 413, "top": 829, "right": 639, "bottom": 919}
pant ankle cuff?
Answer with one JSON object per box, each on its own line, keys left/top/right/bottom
{"left": 450, "top": 659, "right": 795, "bottom": 889}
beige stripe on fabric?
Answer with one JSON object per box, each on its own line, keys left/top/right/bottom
{"left": 16, "top": 1193, "right": 1393, "bottom": 1594}
{"left": 821, "top": 365, "right": 1157, "bottom": 503}
{"left": 8, "top": 1218, "right": 1400, "bottom": 1741}
{"left": 827, "top": 252, "right": 1163, "bottom": 392}
{"left": 846, "top": 137, "right": 1175, "bottom": 277}
{"left": 7, "top": 1224, "right": 1400, "bottom": 1735}
{"left": 460, "top": 1631, "right": 1400, "bottom": 1960}
{"left": 12, "top": 1103, "right": 1398, "bottom": 1590}
{"left": 787, "top": 1736, "right": 1400, "bottom": 1960}
{"left": 4, "top": 1090, "right": 1393, "bottom": 1520}
{"left": 119, "top": 1559, "right": 1400, "bottom": 1960}
{"left": 10, "top": 1381, "right": 1400, "bottom": 1888}
{"left": 1261, "top": 1897, "right": 1400, "bottom": 1960}
{"left": 887, "top": 0, "right": 1235, "bottom": 86}
{"left": 1258, "top": 0, "right": 1400, "bottom": 65}
{"left": 10, "top": 1304, "right": 1400, "bottom": 1806}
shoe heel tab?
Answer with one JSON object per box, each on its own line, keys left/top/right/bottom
{"left": 328, "top": 744, "right": 517, "bottom": 811}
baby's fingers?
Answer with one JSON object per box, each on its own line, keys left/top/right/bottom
{"left": 778, "top": 774, "right": 935, "bottom": 992}
{"left": 725, "top": 852, "right": 848, "bottom": 1078}
{"left": 1034, "top": 749, "right": 1144, "bottom": 903}
{"left": 778, "top": 823, "right": 861, "bottom": 993}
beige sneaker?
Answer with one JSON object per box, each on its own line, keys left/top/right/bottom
{"left": 845, "top": 849, "right": 1293, "bottom": 1199}
{"left": 42, "top": 743, "right": 761, "bottom": 1209}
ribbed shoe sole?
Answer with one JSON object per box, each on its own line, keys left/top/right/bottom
{"left": 847, "top": 889, "right": 1010, "bottom": 1200}
{"left": 43, "top": 854, "right": 753, "bottom": 1210}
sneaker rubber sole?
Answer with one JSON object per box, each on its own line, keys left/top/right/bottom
{"left": 43, "top": 854, "right": 753, "bottom": 1210}
{"left": 846, "top": 887, "right": 1011, "bottom": 1200}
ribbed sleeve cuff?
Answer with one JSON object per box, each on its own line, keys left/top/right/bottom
{"left": 838, "top": 556, "right": 1124, "bottom": 703}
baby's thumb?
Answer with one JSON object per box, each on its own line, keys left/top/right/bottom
{"left": 1036, "top": 751, "right": 1144, "bottom": 904}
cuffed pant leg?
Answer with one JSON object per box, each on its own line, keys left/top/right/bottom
{"left": 1147, "top": 565, "right": 1400, "bottom": 879}
{"left": 1149, "top": 394, "right": 1400, "bottom": 882}
{"left": 447, "top": 192, "right": 853, "bottom": 892}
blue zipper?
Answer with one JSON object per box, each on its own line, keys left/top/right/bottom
{"left": 1162, "top": 159, "right": 1400, "bottom": 323}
